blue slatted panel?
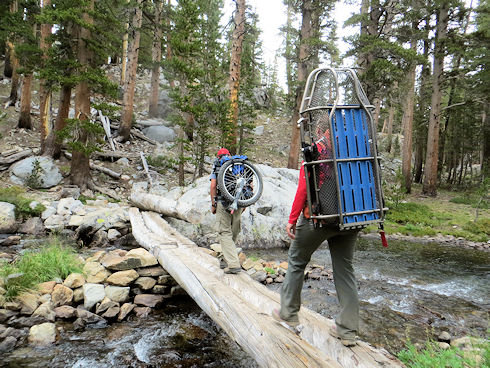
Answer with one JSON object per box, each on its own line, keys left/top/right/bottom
{"left": 332, "top": 108, "right": 379, "bottom": 225}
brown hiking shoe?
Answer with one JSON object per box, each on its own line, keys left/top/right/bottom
{"left": 271, "top": 308, "right": 300, "bottom": 328}
{"left": 328, "top": 325, "right": 357, "bottom": 347}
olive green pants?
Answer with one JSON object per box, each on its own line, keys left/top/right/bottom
{"left": 280, "top": 216, "right": 360, "bottom": 339}
{"left": 216, "top": 202, "right": 243, "bottom": 269}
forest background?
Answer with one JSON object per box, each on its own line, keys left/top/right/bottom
{"left": 0, "top": 0, "right": 488, "bottom": 241}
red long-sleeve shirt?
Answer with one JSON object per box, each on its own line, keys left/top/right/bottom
{"left": 288, "top": 163, "right": 307, "bottom": 225}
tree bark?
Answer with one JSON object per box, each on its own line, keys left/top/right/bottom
{"left": 70, "top": 0, "right": 94, "bottom": 189}
{"left": 44, "top": 85, "right": 71, "bottom": 158}
{"left": 227, "top": 0, "right": 246, "bottom": 153}
{"left": 386, "top": 103, "right": 394, "bottom": 154}
{"left": 118, "top": 0, "right": 143, "bottom": 142}
{"left": 6, "top": 41, "right": 20, "bottom": 106}
{"left": 3, "top": 44, "right": 13, "bottom": 78}
{"left": 148, "top": 0, "right": 163, "bottom": 117}
{"left": 482, "top": 106, "right": 490, "bottom": 179}
{"left": 17, "top": 73, "right": 33, "bottom": 129}
{"left": 120, "top": 0, "right": 130, "bottom": 86}
{"left": 401, "top": 41, "right": 417, "bottom": 193}
{"left": 423, "top": 4, "right": 448, "bottom": 196}
{"left": 287, "top": 0, "right": 313, "bottom": 169}
{"left": 39, "top": 0, "right": 52, "bottom": 152}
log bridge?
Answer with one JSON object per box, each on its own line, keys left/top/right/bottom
{"left": 129, "top": 207, "right": 404, "bottom": 368}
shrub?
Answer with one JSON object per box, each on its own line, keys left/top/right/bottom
{"left": 0, "top": 238, "right": 83, "bottom": 301}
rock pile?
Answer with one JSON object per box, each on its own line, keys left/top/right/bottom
{"left": 0, "top": 247, "right": 183, "bottom": 353}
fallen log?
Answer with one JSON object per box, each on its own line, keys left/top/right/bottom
{"left": 130, "top": 190, "right": 201, "bottom": 224}
{"left": 0, "top": 149, "right": 33, "bottom": 165}
{"left": 63, "top": 151, "right": 122, "bottom": 179}
{"left": 129, "top": 208, "right": 404, "bottom": 368}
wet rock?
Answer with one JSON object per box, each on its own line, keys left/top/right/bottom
{"left": 76, "top": 308, "right": 106, "bottom": 325}
{"left": 0, "top": 336, "right": 17, "bottom": 353}
{"left": 133, "top": 306, "right": 151, "bottom": 318}
{"left": 95, "top": 297, "right": 118, "bottom": 315}
{"left": 118, "top": 303, "right": 135, "bottom": 321}
{"left": 54, "top": 305, "right": 77, "bottom": 319}
{"left": 28, "top": 322, "right": 59, "bottom": 345}
{"left": 134, "top": 294, "right": 164, "bottom": 308}
{"left": 137, "top": 265, "right": 167, "bottom": 277}
{"left": 9, "top": 315, "right": 49, "bottom": 328}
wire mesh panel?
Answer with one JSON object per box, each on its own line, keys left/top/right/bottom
{"left": 299, "top": 67, "right": 385, "bottom": 229}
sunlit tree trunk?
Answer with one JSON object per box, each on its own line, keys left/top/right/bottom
{"left": 118, "top": 0, "right": 143, "bottom": 142}
{"left": 44, "top": 85, "right": 71, "bottom": 158}
{"left": 423, "top": 4, "right": 448, "bottom": 196}
{"left": 148, "top": 0, "right": 163, "bottom": 117}
{"left": 40, "top": 0, "right": 52, "bottom": 152}
{"left": 70, "top": 0, "right": 94, "bottom": 189}
{"left": 227, "top": 0, "right": 246, "bottom": 153}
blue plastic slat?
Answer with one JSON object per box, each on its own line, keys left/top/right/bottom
{"left": 332, "top": 108, "right": 379, "bottom": 224}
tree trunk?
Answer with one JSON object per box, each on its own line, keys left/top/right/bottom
{"left": 118, "top": 0, "right": 143, "bottom": 142}
{"left": 482, "top": 106, "right": 490, "bottom": 179}
{"left": 423, "top": 4, "right": 448, "bottom": 196}
{"left": 39, "top": 0, "right": 52, "bottom": 152}
{"left": 120, "top": 0, "right": 130, "bottom": 86}
{"left": 44, "top": 85, "right": 71, "bottom": 158}
{"left": 70, "top": 1, "right": 94, "bottom": 189}
{"left": 4, "top": 43, "right": 12, "bottom": 78}
{"left": 285, "top": 0, "right": 294, "bottom": 107}
{"left": 227, "top": 0, "right": 246, "bottom": 153}
{"left": 7, "top": 41, "right": 20, "bottom": 106}
{"left": 148, "top": 0, "right": 163, "bottom": 117}
{"left": 386, "top": 104, "right": 394, "bottom": 154}
{"left": 372, "top": 97, "right": 381, "bottom": 130}
{"left": 287, "top": 0, "right": 313, "bottom": 169}
{"left": 18, "top": 74, "right": 33, "bottom": 129}
{"left": 401, "top": 41, "right": 417, "bottom": 193}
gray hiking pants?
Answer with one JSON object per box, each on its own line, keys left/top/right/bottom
{"left": 280, "top": 216, "right": 360, "bottom": 339}
{"left": 216, "top": 202, "right": 243, "bottom": 269}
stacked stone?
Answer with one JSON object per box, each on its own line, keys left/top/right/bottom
{"left": 0, "top": 247, "right": 183, "bottom": 351}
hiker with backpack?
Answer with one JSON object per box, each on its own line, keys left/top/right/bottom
{"left": 210, "top": 148, "right": 244, "bottom": 275}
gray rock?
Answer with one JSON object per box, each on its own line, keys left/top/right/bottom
{"left": 0, "top": 336, "right": 17, "bottom": 353}
{"left": 142, "top": 125, "right": 176, "bottom": 143}
{"left": 83, "top": 283, "right": 105, "bottom": 310}
{"left": 0, "top": 202, "right": 16, "bottom": 233}
{"left": 10, "top": 156, "right": 62, "bottom": 188}
{"left": 18, "top": 217, "right": 44, "bottom": 235}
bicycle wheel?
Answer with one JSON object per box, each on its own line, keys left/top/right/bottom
{"left": 217, "top": 159, "right": 263, "bottom": 207}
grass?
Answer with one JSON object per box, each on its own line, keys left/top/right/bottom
{"left": 0, "top": 237, "right": 83, "bottom": 301}
{"left": 368, "top": 185, "right": 490, "bottom": 242}
{"left": 398, "top": 338, "right": 489, "bottom": 368}
{"left": 0, "top": 186, "right": 45, "bottom": 219}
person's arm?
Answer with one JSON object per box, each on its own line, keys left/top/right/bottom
{"left": 286, "top": 164, "right": 307, "bottom": 239}
{"left": 210, "top": 178, "right": 217, "bottom": 214}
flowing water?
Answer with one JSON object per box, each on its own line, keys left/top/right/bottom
{"left": 2, "top": 237, "right": 489, "bottom": 366}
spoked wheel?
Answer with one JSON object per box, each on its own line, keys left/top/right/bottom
{"left": 217, "top": 159, "right": 263, "bottom": 207}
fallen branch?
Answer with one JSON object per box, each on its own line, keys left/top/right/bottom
{"left": 130, "top": 129, "right": 158, "bottom": 145}
{"left": 63, "top": 151, "right": 122, "bottom": 179}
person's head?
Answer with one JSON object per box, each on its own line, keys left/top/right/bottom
{"left": 217, "top": 148, "right": 230, "bottom": 158}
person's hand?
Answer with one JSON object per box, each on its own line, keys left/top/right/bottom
{"left": 211, "top": 204, "right": 217, "bottom": 214}
{"left": 286, "top": 223, "right": 296, "bottom": 240}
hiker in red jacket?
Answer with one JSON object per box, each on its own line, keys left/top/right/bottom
{"left": 272, "top": 133, "right": 360, "bottom": 347}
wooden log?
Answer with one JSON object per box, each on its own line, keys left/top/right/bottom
{"left": 129, "top": 208, "right": 404, "bottom": 368}
{"left": 130, "top": 190, "right": 201, "bottom": 224}
{"left": 63, "top": 151, "right": 122, "bottom": 179}
{"left": 0, "top": 149, "right": 33, "bottom": 164}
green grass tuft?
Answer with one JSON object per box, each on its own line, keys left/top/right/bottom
{"left": 398, "top": 338, "right": 488, "bottom": 368}
{"left": 0, "top": 186, "right": 45, "bottom": 219}
{"left": 0, "top": 237, "right": 83, "bottom": 301}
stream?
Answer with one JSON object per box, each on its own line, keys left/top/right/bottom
{"left": 2, "top": 237, "right": 489, "bottom": 367}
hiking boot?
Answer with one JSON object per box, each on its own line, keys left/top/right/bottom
{"left": 328, "top": 325, "right": 357, "bottom": 347}
{"left": 224, "top": 267, "right": 241, "bottom": 274}
{"left": 219, "top": 258, "right": 227, "bottom": 269}
{"left": 271, "top": 308, "right": 300, "bottom": 328}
